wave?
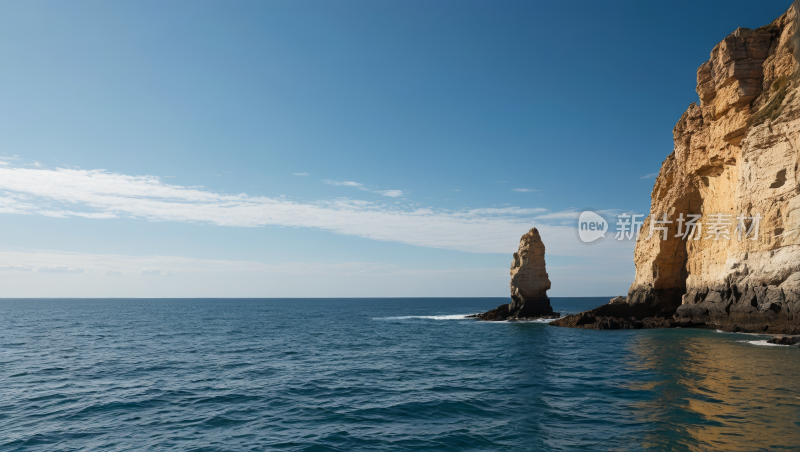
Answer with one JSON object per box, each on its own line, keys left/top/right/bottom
{"left": 375, "top": 314, "right": 472, "bottom": 320}
{"left": 374, "top": 315, "right": 553, "bottom": 323}
{"left": 511, "top": 318, "right": 554, "bottom": 323}
{"left": 738, "top": 340, "right": 784, "bottom": 347}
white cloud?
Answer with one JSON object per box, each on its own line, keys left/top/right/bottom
{"left": 0, "top": 248, "right": 634, "bottom": 297}
{"left": 0, "top": 164, "right": 636, "bottom": 257}
{"left": 456, "top": 207, "right": 546, "bottom": 216}
{"left": 0, "top": 248, "right": 399, "bottom": 277}
{"left": 0, "top": 265, "right": 34, "bottom": 271}
{"left": 378, "top": 190, "right": 406, "bottom": 197}
{"left": 512, "top": 188, "right": 539, "bottom": 193}
{"left": 293, "top": 172, "right": 310, "bottom": 176}
{"left": 141, "top": 269, "right": 172, "bottom": 276}
{"left": 37, "top": 265, "right": 85, "bottom": 273}
{"left": 323, "top": 179, "right": 408, "bottom": 198}
{"left": 323, "top": 180, "right": 364, "bottom": 188}
{"left": 640, "top": 173, "right": 659, "bottom": 179}
{"left": 0, "top": 248, "right": 517, "bottom": 297}
{"left": 532, "top": 210, "right": 581, "bottom": 220}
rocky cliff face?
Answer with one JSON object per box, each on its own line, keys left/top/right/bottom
{"left": 474, "top": 228, "right": 558, "bottom": 321}
{"left": 555, "top": 3, "right": 800, "bottom": 333}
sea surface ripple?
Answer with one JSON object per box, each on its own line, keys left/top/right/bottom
{"left": 1, "top": 298, "right": 799, "bottom": 451}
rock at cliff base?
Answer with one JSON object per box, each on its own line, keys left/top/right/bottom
{"left": 767, "top": 336, "right": 800, "bottom": 346}
{"left": 475, "top": 228, "right": 560, "bottom": 321}
{"left": 549, "top": 304, "right": 675, "bottom": 330}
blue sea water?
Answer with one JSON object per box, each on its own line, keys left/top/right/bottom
{"left": 1, "top": 298, "right": 799, "bottom": 451}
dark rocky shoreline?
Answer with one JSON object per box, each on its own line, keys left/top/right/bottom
{"left": 549, "top": 283, "right": 800, "bottom": 335}
{"left": 768, "top": 336, "right": 800, "bottom": 345}
{"left": 472, "top": 290, "right": 799, "bottom": 345}
{"left": 468, "top": 296, "right": 560, "bottom": 321}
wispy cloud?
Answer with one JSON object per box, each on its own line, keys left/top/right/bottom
{"left": 141, "top": 269, "right": 172, "bottom": 276}
{"left": 532, "top": 210, "right": 581, "bottom": 221}
{"left": 37, "top": 265, "right": 84, "bottom": 274}
{"left": 0, "top": 164, "right": 633, "bottom": 256}
{"left": 0, "top": 248, "right": 400, "bottom": 277}
{"left": 511, "top": 188, "right": 539, "bottom": 193}
{"left": 293, "top": 172, "right": 310, "bottom": 176}
{"left": 0, "top": 265, "right": 34, "bottom": 271}
{"left": 0, "top": 248, "right": 522, "bottom": 297}
{"left": 0, "top": 247, "right": 634, "bottom": 297}
{"left": 640, "top": 173, "right": 659, "bottom": 179}
{"left": 323, "top": 180, "right": 364, "bottom": 188}
{"left": 323, "top": 179, "right": 408, "bottom": 198}
{"left": 378, "top": 190, "right": 406, "bottom": 197}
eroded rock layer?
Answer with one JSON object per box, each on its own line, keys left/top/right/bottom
{"left": 474, "top": 228, "right": 559, "bottom": 321}
{"left": 553, "top": 3, "right": 800, "bottom": 333}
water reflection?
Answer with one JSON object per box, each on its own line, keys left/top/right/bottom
{"left": 626, "top": 330, "right": 800, "bottom": 451}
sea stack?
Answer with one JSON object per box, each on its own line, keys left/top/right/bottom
{"left": 474, "top": 228, "right": 560, "bottom": 321}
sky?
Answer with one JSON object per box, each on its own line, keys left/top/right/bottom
{"left": 0, "top": 0, "right": 792, "bottom": 297}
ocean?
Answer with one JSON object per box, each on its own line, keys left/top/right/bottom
{"left": 1, "top": 297, "right": 798, "bottom": 451}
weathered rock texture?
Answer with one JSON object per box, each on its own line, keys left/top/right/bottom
{"left": 553, "top": 3, "right": 800, "bottom": 333}
{"left": 474, "top": 228, "right": 559, "bottom": 321}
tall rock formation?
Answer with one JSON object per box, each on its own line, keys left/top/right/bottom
{"left": 474, "top": 228, "right": 559, "bottom": 321}
{"left": 554, "top": 3, "right": 800, "bottom": 333}
{"left": 509, "top": 228, "right": 553, "bottom": 316}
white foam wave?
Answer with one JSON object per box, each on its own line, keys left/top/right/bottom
{"left": 739, "top": 340, "right": 783, "bottom": 347}
{"left": 374, "top": 315, "right": 555, "bottom": 323}
{"left": 376, "top": 314, "right": 472, "bottom": 321}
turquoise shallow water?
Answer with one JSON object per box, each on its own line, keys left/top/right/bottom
{"left": 1, "top": 297, "right": 799, "bottom": 451}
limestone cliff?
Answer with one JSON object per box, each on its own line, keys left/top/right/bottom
{"left": 554, "top": 3, "right": 800, "bottom": 333}
{"left": 474, "top": 228, "right": 558, "bottom": 321}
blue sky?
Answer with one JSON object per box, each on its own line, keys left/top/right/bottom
{"left": 0, "top": 0, "right": 791, "bottom": 297}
